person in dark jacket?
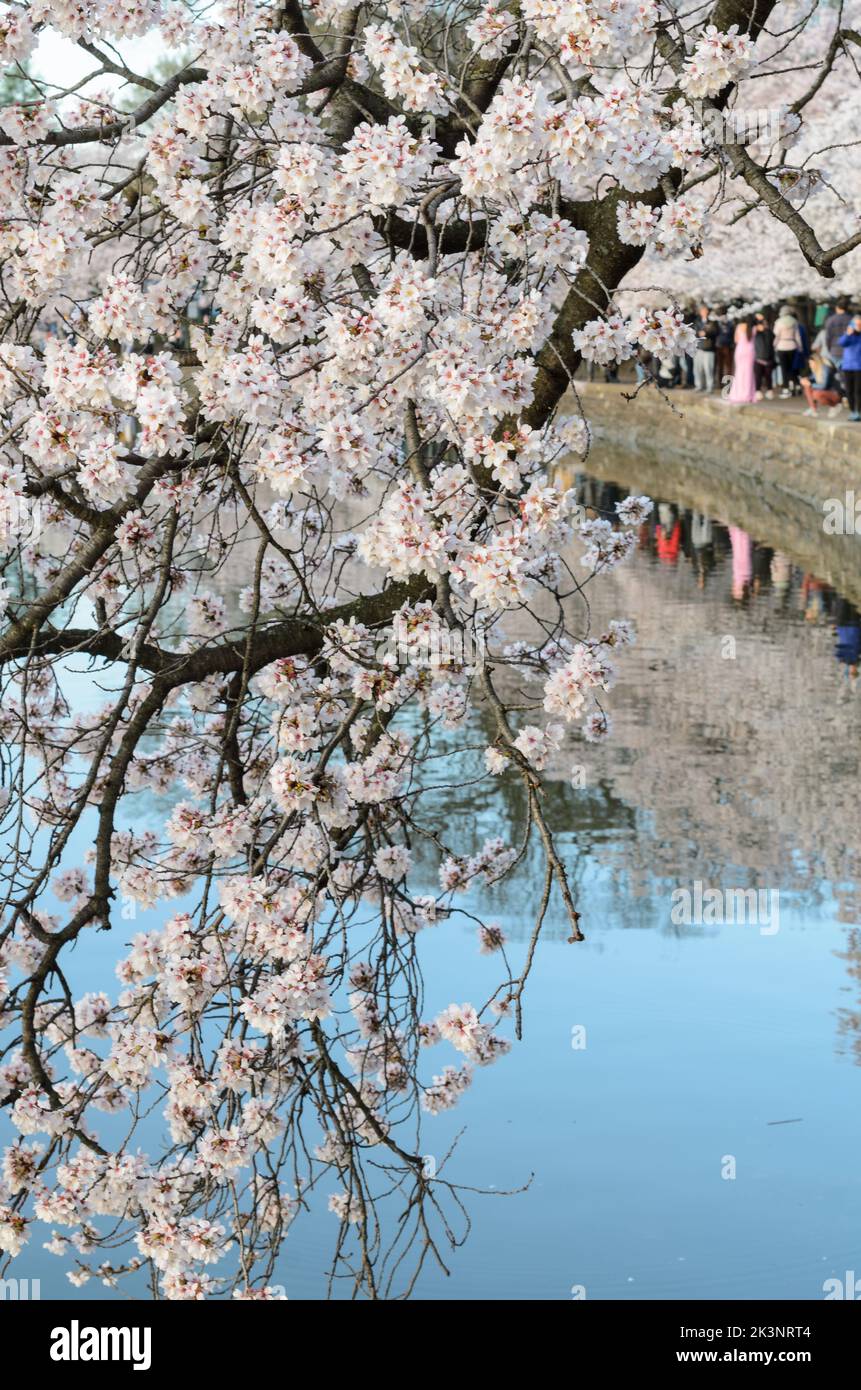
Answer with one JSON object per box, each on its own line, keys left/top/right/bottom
{"left": 792, "top": 318, "right": 810, "bottom": 383}
{"left": 715, "top": 307, "right": 735, "bottom": 385}
{"left": 692, "top": 303, "right": 718, "bottom": 391}
{"left": 838, "top": 315, "right": 861, "bottom": 419}
{"left": 825, "top": 300, "right": 853, "bottom": 365}
{"left": 752, "top": 313, "right": 774, "bottom": 398}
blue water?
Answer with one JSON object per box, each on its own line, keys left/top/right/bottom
{"left": 413, "top": 894, "right": 861, "bottom": 1300}
{"left": 5, "top": 481, "right": 861, "bottom": 1301}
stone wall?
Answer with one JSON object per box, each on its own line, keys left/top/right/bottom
{"left": 574, "top": 380, "right": 860, "bottom": 497}
{"left": 561, "top": 383, "right": 861, "bottom": 608}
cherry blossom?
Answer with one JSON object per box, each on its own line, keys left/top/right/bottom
{"left": 0, "top": 0, "right": 855, "bottom": 1303}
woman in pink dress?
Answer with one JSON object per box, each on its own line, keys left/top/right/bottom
{"left": 727, "top": 316, "right": 757, "bottom": 403}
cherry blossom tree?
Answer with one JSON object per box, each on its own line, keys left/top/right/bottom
{"left": 0, "top": 0, "right": 858, "bottom": 1300}
{"left": 629, "top": 1, "right": 861, "bottom": 302}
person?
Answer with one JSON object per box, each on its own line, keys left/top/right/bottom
{"left": 752, "top": 313, "right": 774, "bottom": 398}
{"left": 587, "top": 358, "right": 620, "bottom": 384}
{"left": 634, "top": 343, "right": 653, "bottom": 384}
{"left": 715, "top": 307, "right": 735, "bottom": 386}
{"left": 792, "top": 315, "right": 810, "bottom": 385}
{"left": 681, "top": 307, "right": 696, "bottom": 387}
{"left": 800, "top": 351, "right": 843, "bottom": 416}
{"left": 773, "top": 304, "right": 803, "bottom": 395}
{"left": 655, "top": 352, "right": 677, "bottom": 388}
{"left": 824, "top": 299, "right": 853, "bottom": 379}
{"left": 838, "top": 314, "right": 861, "bottom": 420}
{"left": 692, "top": 303, "right": 717, "bottom": 391}
{"left": 815, "top": 328, "right": 843, "bottom": 395}
{"left": 727, "top": 315, "right": 757, "bottom": 403}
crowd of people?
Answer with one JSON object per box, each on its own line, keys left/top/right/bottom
{"left": 633, "top": 300, "right": 861, "bottom": 421}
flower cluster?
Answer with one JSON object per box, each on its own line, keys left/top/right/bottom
{"left": 364, "top": 23, "right": 448, "bottom": 113}
{"left": 679, "top": 26, "right": 754, "bottom": 100}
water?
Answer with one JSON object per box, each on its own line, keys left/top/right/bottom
{"left": 6, "top": 447, "right": 861, "bottom": 1301}
{"left": 385, "top": 461, "right": 861, "bottom": 1301}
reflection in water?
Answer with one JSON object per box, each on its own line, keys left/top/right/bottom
{"left": 837, "top": 930, "right": 861, "bottom": 1065}
{"left": 568, "top": 466, "right": 861, "bottom": 1064}
{"left": 237, "top": 457, "right": 861, "bottom": 1299}
{"left": 10, "top": 452, "right": 861, "bottom": 1301}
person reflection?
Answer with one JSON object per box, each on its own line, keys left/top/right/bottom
{"left": 656, "top": 502, "right": 681, "bottom": 565}
{"left": 834, "top": 597, "right": 861, "bottom": 691}
{"left": 751, "top": 543, "right": 774, "bottom": 597}
{"left": 728, "top": 524, "right": 752, "bottom": 603}
{"left": 770, "top": 552, "right": 793, "bottom": 608}
{"left": 801, "top": 572, "right": 831, "bottom": 623}
{"left": 690, "top": 511, "right": 715, "bottom": 589}
{"left": 597, "top": 480, "right": 621, "bottom": 514}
